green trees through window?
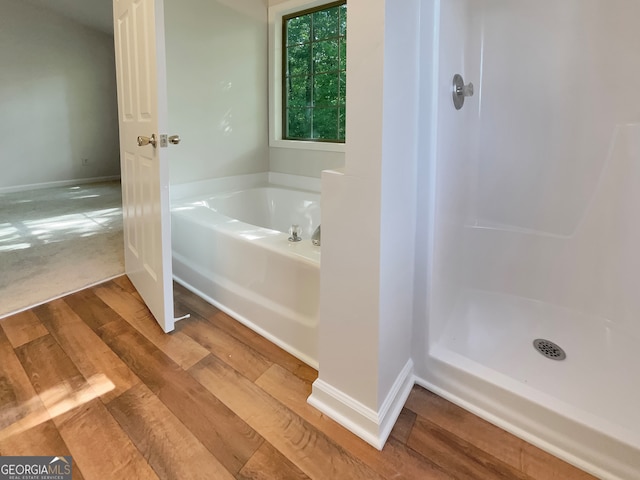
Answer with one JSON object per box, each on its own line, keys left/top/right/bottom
{"left": 283, "top": 1, "right": 346, "bottom": 142}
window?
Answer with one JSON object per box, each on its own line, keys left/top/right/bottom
{"left": 282, "top": 1, "right": 346, "bottom": 143}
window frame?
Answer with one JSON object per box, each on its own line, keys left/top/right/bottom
{"left": 268, "top": 0, "right": 346, "bottom": 152}
{"left": 281, "top": 0, "right": 346, "bottom": 143}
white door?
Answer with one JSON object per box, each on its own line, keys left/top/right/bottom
{"left": 113, "top": 0, "right": 175, "bottom": 332}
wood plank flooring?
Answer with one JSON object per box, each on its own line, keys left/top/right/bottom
{"left": 0, "top": 277, "right": 597, "bottom": 480}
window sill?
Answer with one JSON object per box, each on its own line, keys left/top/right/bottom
{"left": 269, "top": 139, "right": 346, "bottom": 153}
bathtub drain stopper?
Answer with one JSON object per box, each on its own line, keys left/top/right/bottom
{"left": 533, "top": 339, "right": 566, "bottom": 361}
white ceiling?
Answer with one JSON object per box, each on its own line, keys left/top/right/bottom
{"left": 23, "top": 0, "right": 113, "bottom": 34}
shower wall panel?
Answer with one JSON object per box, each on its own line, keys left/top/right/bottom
{"left": 429, "top": 0, "right": 640, "bottom": 340}
{"left": 464, "top": 0, "right": 640, "bottom": 335}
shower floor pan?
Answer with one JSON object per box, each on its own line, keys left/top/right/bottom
{"left": 424, "top": 289, "right": 640, "bottom": 480}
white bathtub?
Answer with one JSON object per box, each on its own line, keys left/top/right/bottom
{"left": 171, "top": 181, "right": 321, "bottom": 367}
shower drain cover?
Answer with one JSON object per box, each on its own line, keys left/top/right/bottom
{"left": 533, "top": 339, "right": 566, "bottom": 361}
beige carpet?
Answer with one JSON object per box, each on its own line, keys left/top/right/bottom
{"left": 0, "top": 181, "right": 124, "bottom": 318}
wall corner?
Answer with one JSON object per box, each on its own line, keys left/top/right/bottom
{"left": 308, "top": 359, "right": 415, "bottom": 449}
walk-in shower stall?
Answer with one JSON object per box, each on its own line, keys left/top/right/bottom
{"left": 415, "top": 1, "right": 640, "bottom": 478}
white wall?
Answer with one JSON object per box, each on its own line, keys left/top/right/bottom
{"left": 378, "top": 0, "right": 419, "bottom": 410}
{"left": 165, "top": 0, "right": 269, "bottom": 185}
{"left": 309, "top": 0, "right": 418, "bottom": 449}
{"left": 0, "top": 0, "right": 119, "bottom": 190}
{"left": 269, "top": 147, "right": 344, "bottom": 178}
{"left": 164, "top": 0, "right": 345, "bottom": 183}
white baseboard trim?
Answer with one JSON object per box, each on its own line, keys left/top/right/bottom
{"left": 307, "top": 359, "right": 414, "bottom": 450}
{"left": 0, "top": 176, "right": 121, "bottom": 194}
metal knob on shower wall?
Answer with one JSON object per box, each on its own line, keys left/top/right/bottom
{"left": 452, "top": 74, "right": 474, "bottom": 110}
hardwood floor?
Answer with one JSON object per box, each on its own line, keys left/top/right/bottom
{"left": 0, "top": 277, "right": 596, "bottom": 480}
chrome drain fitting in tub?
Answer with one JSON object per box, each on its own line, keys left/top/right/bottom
{"left": 533, "top": 339, "right": 566, "bottom": 361}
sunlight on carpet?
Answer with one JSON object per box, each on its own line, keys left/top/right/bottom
{"left": 0, "top": 181, "right": 124, "bottom": 318}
